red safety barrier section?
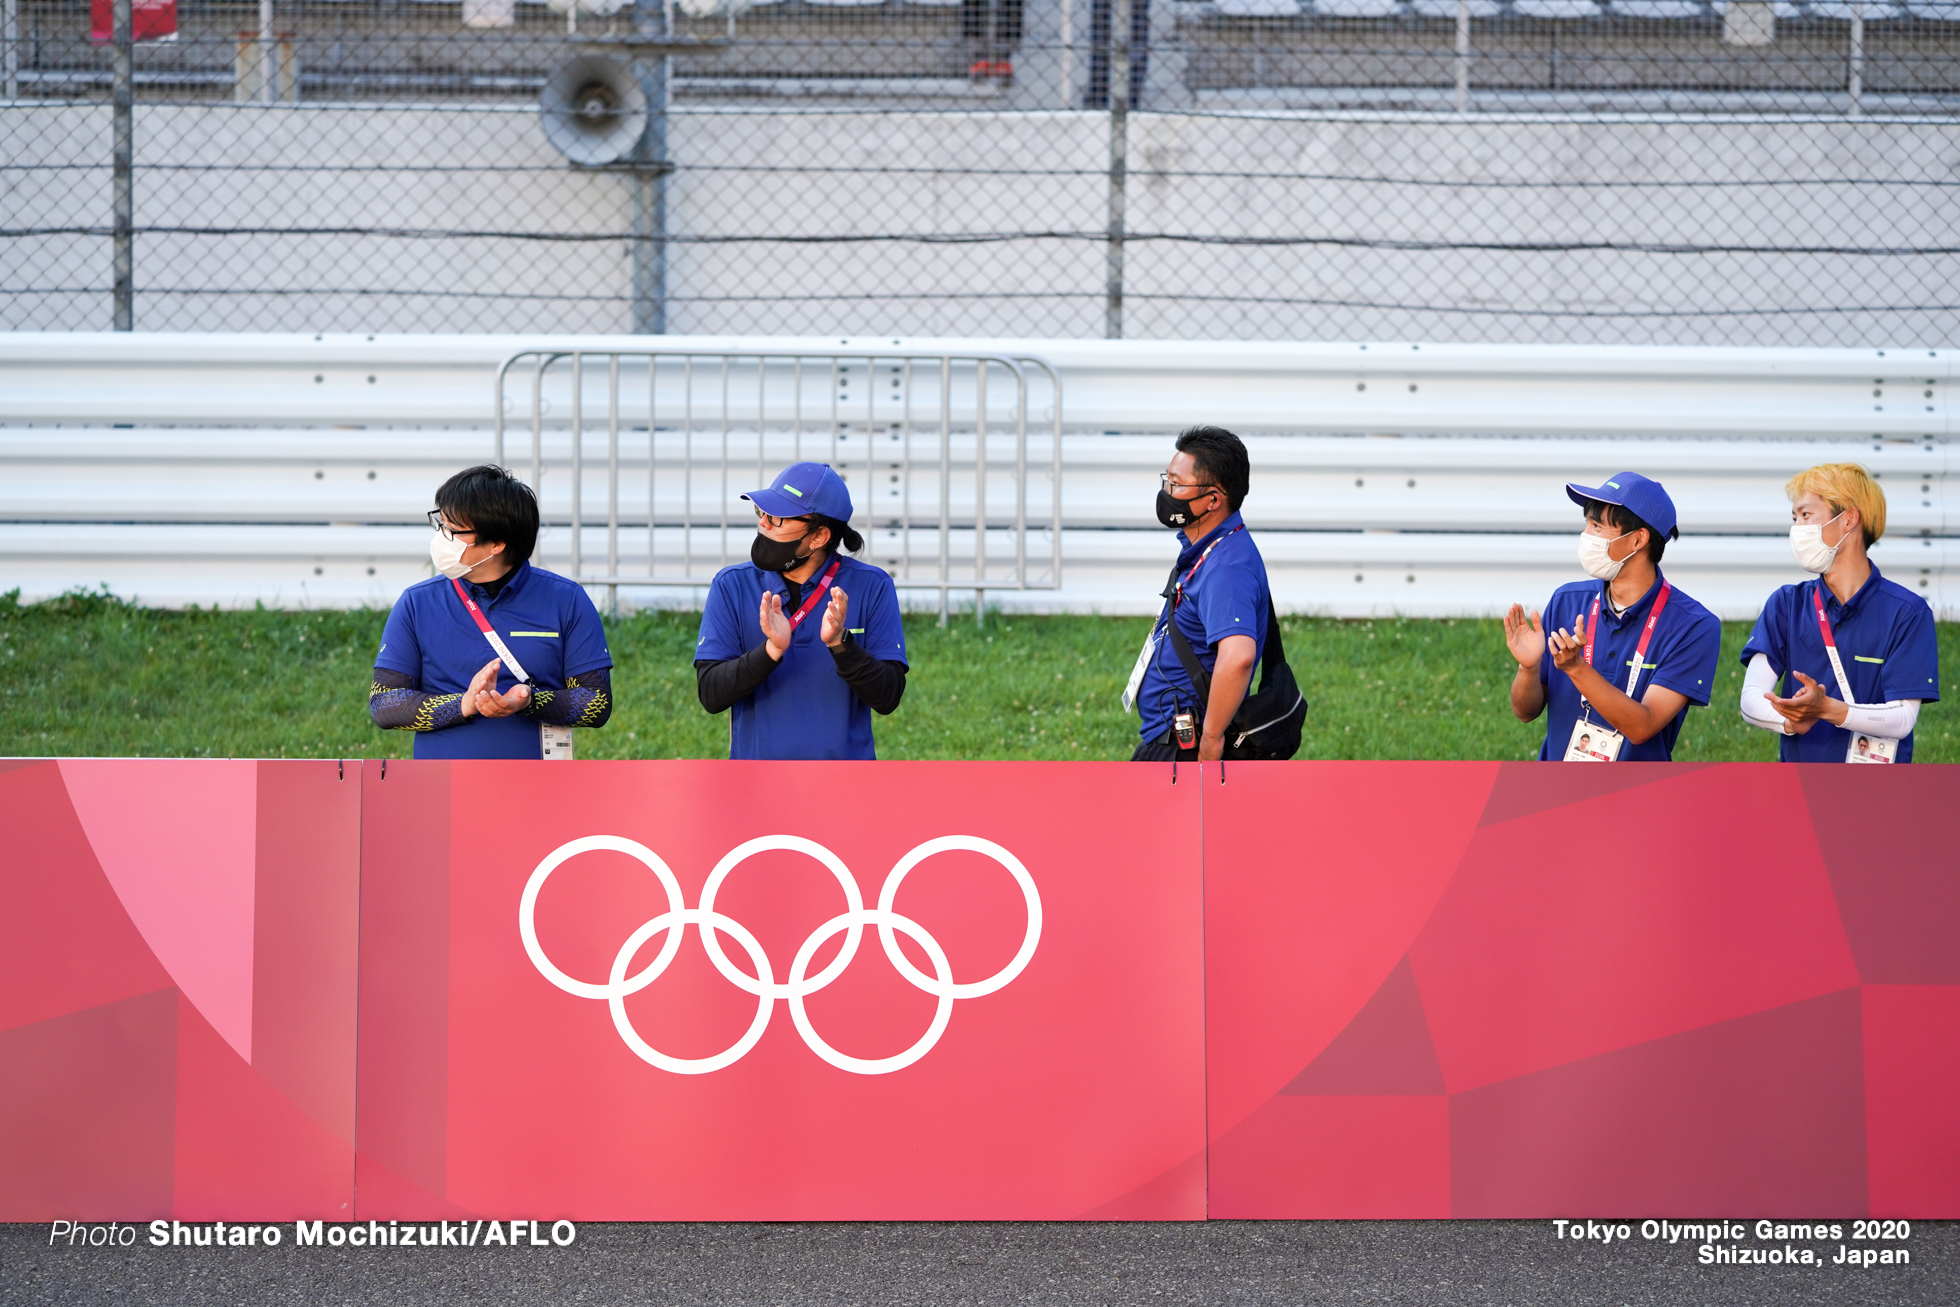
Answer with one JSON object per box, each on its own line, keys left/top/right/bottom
{"left": 355, "top": 761, "right": 1205, "bottom": 1220}
{"left": 0, "top": 759, "right": 358, "bottom": 1221}
{"left": 3, "top": 759, "right": 1956, "bottom": 1220}
{"left": 1205, "top": 762, "right": 1960, "bottom": 1219}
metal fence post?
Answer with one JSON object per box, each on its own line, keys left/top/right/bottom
{"left": 1847, "top": 2, "right": 1865, "bottom": 119}
{"left": 4, "top": 0, "right": 19, "bottom": 103}
{"left": 111, "top": 0, "right": 133, "bottom": 332}
{"left": 631, "top": 0, "right": 670, "bottom": 335}
{"left": 1104, "top": 0, "right": 1129, "bottom": 341}
{"left": 1454, "top": 0, "right": 1471, "bottom": 114}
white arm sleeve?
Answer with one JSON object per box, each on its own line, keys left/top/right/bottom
{"left": 1740, "top": 654, "right": 1790, "bottom": 734}
{"left": 1842, "top": 698, "right": 1921, "bottom": 741}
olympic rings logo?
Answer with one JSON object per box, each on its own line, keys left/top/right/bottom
{"left": 519, "top": 834, "right": 1041, "bottom": 1075}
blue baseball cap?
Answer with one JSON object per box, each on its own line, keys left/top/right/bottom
{"left": 742, "top": 461, "right": 854, "bottom": 523}
{"left": 1566, "top": 471, "right": 1678, "bottom": 540}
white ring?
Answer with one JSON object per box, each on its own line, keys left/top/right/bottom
{"left": 786, "top": 909, "right": 955, "bottom": 1075}
{"left": 519, "top": 834, "right": 1038, "bottom": 1074}
{"left": 696, "top": 834, "right": 865, "bottom": 999}
{"left": 520, "top": 835, "right": 687, "bottom": 1000}
{"left": 606, "top": 908, "right": 775, "bottom": 1075}
{"left": 875, "top": 836, "right": 1042, "bottom": 999}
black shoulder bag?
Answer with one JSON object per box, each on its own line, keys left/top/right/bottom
{"left": 1163, "top": 582, "right": 1307, "bottom": 760}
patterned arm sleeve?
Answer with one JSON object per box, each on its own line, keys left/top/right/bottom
{"left": 369, "top": 666, "right": 467, "bottom": 732}
{"left": 524, "top": 666, "right": 614, "bottom": 729}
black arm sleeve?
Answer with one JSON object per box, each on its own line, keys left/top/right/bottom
{"left": 369, "top": 666, "right": 467, "bottom": 732}
{"left": 828, "top": 632, "right": 909, "bottom": 715}
{"left": 695, "top": 643, "right": 783, "bottom": 714}
{"left": 523, "top": 666, "right": 614, "bottom": 729}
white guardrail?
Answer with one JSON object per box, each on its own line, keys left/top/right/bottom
{"left": 0, "top": 333, "right": 1952, "bottom": 620}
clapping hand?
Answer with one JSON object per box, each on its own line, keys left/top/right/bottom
{"left": 820, "top": 585, "right": 850, "bottom": 649}
{"left": 458, "top": 657, "right": 501, "bottom": 718}
{"left": 1503, "top": 605, "right": 1545, "bottom": 670}
{"left": 759, "top": 591, "right": 795, "bottom": 659}
{"left": 1547, "top": 611, "right": 1588, "bottom": 675}
{"left": 474, "top": 678, "right": 531, "bottom": 718}
{"left": 1767, "top": 669, "right": 1839, "bottom": 734}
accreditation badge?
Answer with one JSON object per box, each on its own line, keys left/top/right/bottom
{"left": 1563, "top": 715, "right": 1624, "bottom": 763}
{"left": 541, "top": 726, "right": 576, "bottom": 761}
{"left": 1845, "top": 732, "right": 1897, "bottom": 764}
{"left": 1121, "top": 628, "right": 1160, "bottom": 713}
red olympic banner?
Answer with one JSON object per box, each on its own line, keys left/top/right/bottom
{"left": 356, "top": 761, "right": 1205, "bottom": 1220}
{"left": 1205, "top": 762, "right": 1960, "bottom": 1220}
{"left": 0, "top": 760, "right": 358, "bottom": 1221}
{"left": 3, "top": 758, "right": 1956, "bottom": 1221}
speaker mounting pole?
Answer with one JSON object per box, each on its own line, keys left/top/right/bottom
{"left": 630, "top": 0, "right": 669, "bottom": 336}
{"left": 558, "top": 32, "right": 727, "bottom": 338}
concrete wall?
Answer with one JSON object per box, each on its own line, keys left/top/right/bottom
{"left": 2, "top": 100, "right": 1955, "bottom": 344}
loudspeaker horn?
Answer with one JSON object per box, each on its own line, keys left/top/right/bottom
{"left": 539, "top": 55, "right": 648, "bottom": 166}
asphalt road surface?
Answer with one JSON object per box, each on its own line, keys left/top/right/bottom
{"left": 5, "top": 1219, "right": 1952, "bottom": 1306}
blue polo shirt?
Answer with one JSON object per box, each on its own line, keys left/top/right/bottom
{"left": 1537, "top": 573, "right": 1722, "bottom": 762}
{"left": 1740, "top": 566, "right": 1940, "bottom": 763}
{"left": 376, "top": 561, "right": 612, "bottom": 760}
{"left": 1135, "top": 513, "right": 1270, "bottom": 744}
{"left": 696, "top": 554, "right": 907, "bottom": 760}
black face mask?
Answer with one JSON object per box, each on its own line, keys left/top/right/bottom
{"left": 751, "top": 529, "right": 815, "bottom": 573}
{"left": 1156, "top": 487, "right": 1217, "bottom": 530}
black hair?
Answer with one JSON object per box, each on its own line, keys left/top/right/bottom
{"left": 1175, "top": 425, "right": 1251, "bottom": 513}
{"left": 435, "top": 465, "right": 539, "bottom": 566}
{"left": 802, "top": 513, "right": 864, "bottom": 555}
{"left": 1584, "top": 499, "right": 1676, "bottom": 566}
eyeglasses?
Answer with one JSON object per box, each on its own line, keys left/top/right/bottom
{"left": 427, "top": 510, "right": 473, "bottom": 540}
{"left": 753, "top": 507, "right": 811, "bottom": 531}
{"left": 1160, "top": 472, "right": 1220, "bottom": 497}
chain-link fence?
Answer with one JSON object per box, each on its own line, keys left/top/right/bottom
{"left": 3, "top": 0, "right": 1956, "bottom": 343}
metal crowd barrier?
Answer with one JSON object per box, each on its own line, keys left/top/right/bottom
{"left": 492, "top": 347, "right": 1064, "bottom": 623}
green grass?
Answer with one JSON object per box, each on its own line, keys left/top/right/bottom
{"left": 3, "top": 588, "right": 1956, "bottom": 762}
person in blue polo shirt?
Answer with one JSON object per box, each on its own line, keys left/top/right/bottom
{"left": 1738, "top": 462, "right": 1939, "bottom": 762}
{"left": 1126, "top": 426, "right": 1270, "bottom": 763}
{"left": 1503, "top": 472, "right": 1722, "bottom": 762}
{"left": 694, "top": 462, "right": 908, "bottom": 760}
{"left": 369, "top": 465, "right": 613, "bottom": 759}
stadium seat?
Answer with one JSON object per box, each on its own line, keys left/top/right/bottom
{"left": 1212, "top": 0, "right": 1304, "bottom": 14}
{"left": 1409, "top": 0, "right": 1503, "bottom": 15}
{"left": 1610, "top": 0, "right": 1705, "bottom": 15}
{"left": 1314, "top": 0, "right": 1404, "bottom": 14}
{"left": 1512, "top": 0, "right": 1602, "bottom": 14}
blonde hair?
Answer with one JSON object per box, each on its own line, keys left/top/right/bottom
{"left": 1785, "top": 462, "right": 1886, "bottom": 548}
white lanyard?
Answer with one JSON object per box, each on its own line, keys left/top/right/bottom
{"left": 1582, "top": 581, "right": 1672, "bottom": 700}
{"left": 451, "top": 578, "right": 532, "bottom": 683}
{"left": 1811, "top": 584, "right": 1860, "bottom": 708}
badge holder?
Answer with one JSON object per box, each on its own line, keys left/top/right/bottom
{"left": 1562, "top": 709, "right": 1624, "bottom": 763}
{"left": 1844, "top": 733, "right": 1897, "bottom": 764}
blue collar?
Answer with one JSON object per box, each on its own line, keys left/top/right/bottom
{"left": 1817, "top": 564, "right": 1882, "bottom": 619}
{"left": 1176, "top": 512, "right": 1246, "bottom": 568}
{"left": 464, "top": 559, "right": 531, "bottom": 605}
{"left": 1599, "top": 571, "right": 1665, "bottom": 628}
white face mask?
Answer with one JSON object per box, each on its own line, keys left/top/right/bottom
{"left": 429, "top": 530, "right": 496, "bottom": 581}
{"left": 1577, "top": 529, "right": 1628, "bottom": 582}
{"left": 1789, "top": 510, "right": 1846, "bottom": 575}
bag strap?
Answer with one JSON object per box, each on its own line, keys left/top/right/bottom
{"left": 1163, "top": 582, "right": 1286, "bottom": 715}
